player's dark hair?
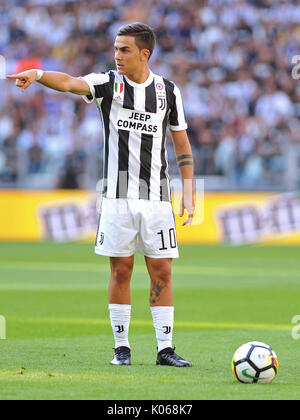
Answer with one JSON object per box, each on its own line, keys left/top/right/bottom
{"left": 117, "top": 22, "right": 156, "bottom": 59}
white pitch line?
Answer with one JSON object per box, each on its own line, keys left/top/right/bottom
{"left": 0, "top": 261, "right": 299, "bottom": 277}
{"left": 7, "top": 316, "right": 292, "bottom": 331}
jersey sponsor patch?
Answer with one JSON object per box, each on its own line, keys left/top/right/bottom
{"left": 117, "top": 107, "right": 161, "bottom": 136}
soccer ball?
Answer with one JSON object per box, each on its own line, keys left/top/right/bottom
{"left": 232, "top": 341, "right": 279, "bottom": 384}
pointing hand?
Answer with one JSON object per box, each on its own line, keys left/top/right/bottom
{"left": 6, "top": 70, "right": 38, "bottom": 92}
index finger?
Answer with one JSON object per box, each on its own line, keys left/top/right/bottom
{"left": 6, "top": 74, "right": 20, "bottom": 79}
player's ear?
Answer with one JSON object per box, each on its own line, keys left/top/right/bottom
{"left": 141, "top": 48, "right": 151, "bottom": 61}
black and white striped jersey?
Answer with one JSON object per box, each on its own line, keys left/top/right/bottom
{"left": 80, "top": 70, "right": 187, "bottom": 202}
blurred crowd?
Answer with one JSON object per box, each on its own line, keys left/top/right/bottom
{"left": 1, "top": 0, "right": 300, "bottom": 190}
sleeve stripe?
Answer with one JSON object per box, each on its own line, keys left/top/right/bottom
{"left": 173, "top": 85, "right": 186, "bottom": 127}
{"left": 163, "top": 78, "right": 187, "bottom": 130}
{"left": 95, "top": 83, "right": 108, "bottom": 98}
{"left": 78, "top": 76, "right": 95, "bottom": 103}
{"left": 169, "top": 83, "right": 179, "bottom": 127}
{"left": 80, "top": 72, "right": 111, "bottom": 102}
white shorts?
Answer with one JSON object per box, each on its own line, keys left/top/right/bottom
{"left": 95, "top": 198, "right": 179, "bottom": 259}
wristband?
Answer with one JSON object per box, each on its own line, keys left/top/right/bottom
{"left": 35, "top": 69, "right": 44, "bottom": 81}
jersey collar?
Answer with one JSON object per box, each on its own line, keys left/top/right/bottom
{"left": 123, "top": 70, "right": 154, "bottom": 88}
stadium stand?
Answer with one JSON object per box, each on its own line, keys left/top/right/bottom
{"left": 0, "top": 0, "right": 299, "bottom": 190}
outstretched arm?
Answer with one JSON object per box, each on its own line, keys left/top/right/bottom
{"left": 171, "top": 129, "right": 195, "bottom": 226}
{"left": 6, "top": 69, "right": 90, "bottom": 95}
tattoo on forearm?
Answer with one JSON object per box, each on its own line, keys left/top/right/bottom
{"left": 178, "top": 161, "right": 193, "bottom": 168}
{"left": 150, "top": 280, "right": 166, "bottom": 305}
{"left": 177, "top": 154, "right": 193, "bottom": 162}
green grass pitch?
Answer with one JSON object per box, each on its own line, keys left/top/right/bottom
{"left": 0, "top": 242, "right": 300, "bottom": 400}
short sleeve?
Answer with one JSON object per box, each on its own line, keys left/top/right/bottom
{"left": 168, "top": 84, "right": 188, "bottom": 131}
{"left": 78, "top": 72, "right": 111, "bottom": 104}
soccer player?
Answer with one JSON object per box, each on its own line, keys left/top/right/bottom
{"left": 7, "top": 23, "right": 195, "bottom": 367}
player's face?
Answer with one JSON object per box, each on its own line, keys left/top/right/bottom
{"left": 114, "top": 36, "right": 149, "bottom": 75}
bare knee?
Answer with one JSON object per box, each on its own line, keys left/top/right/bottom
{"left": 148, "top": 259, "right": 172, "bottom": 284}
{"left": 110, "top": 258, "right": 133, "bottom": 285}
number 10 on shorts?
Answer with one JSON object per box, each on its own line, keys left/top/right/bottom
{"left": 158, "top": 228, "right": 177, "bottom": 250}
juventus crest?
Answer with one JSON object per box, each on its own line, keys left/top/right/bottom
{"left": 158, "top": 97, "right": 166, "bottom": 110}
{"left": 155, "top": 80, "right": 167, "bottom": 111}
{"left": 115, "top": 325, "right": 125, "bottom": 333}
{"left": 98, "top": 232, "right": 104, "bottom": 246}
{"left": 163, "top": 326, "right": 172, "bottom": 334}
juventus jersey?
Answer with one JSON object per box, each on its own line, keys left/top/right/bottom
{"left": 80, "top": 70, "right": 187, "bottom": 202}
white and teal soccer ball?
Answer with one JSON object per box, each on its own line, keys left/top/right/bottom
{"left": 232, "top": 341, "right": 279, "bottom": 384}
